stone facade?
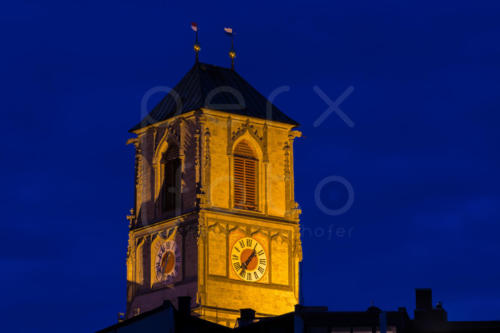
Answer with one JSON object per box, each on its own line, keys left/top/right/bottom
{"left": 125, "top": 108, "right": 302, "bottom": 327}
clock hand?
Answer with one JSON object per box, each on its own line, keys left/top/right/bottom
{"left": 241, "top": 244, "right": 258, "bottom": 271}
{"left": 161, "top": 253, "right": 168, "bottom": 274}
{"left": 239, "top": 244, "right": 258, "bottom": 277}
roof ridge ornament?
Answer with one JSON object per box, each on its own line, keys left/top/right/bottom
{"left": 191, "top": 22, "right": 201, "bottom": 63}
{"left": 224, "top": 26, "right": 236, "bottom": 70}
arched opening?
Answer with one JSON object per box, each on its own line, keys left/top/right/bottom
{"left": 160, "top": 144, "right": 181, "bottom": 213}
{"left": 233, "top": 140, "right": 257, "bottom": 210}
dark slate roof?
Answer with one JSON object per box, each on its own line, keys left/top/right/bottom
{"left": 130, "top": 62, "right": 299, "bottom": 132}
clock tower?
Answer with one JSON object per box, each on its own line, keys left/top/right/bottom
{"left": 125, "top": 62, "right": 302, "bottom": 327}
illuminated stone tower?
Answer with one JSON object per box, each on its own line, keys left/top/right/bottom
{"left": 125, "top": 62, "right": 302, "bottom": 327}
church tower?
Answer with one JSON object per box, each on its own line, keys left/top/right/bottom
{"left": 125, "top": 62, "right": 302, "bottom": 327}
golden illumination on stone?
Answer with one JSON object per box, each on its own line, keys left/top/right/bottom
{"left": 125, "top": 109, "right": 302, "bottom": 327}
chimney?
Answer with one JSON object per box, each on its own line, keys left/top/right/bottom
{"left": 178, "top": 296, "right": 191, "bottom": 317}
{"left": 238, "top": 308, "right": 256, "bottom": 327}
{"left": 414, "top": 289, "right": 447, "bottom": 324}
{"left": 415, "top": 288, "right": 432, "bottom": 310}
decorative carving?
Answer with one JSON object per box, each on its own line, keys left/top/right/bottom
{"left": 198, "top": 126, "right": 211, "bottom": 207}
{"left": 126, "top": 137, "right": 143, "bottom": 228}
{"left": 155, "top": 120, "right": 181, "bottom": 160}
{"left": 226, "top": 117, "right": 232, "bottom": 155}
{"left": 227, "top": 118, "right": 266, "bottom": 157}
{"left": 126, "top": 208, "right": 135, "bottom": 229}
{"left": 283, "top": 141, "right": 291, "bottom": 180}
{"left": 125, "top": 137, "right": 138, "bottom": 146}
{"left": 289, "top": 130, "right": 302, "bottom": 139}
{"left": 286, "top": 130, "right": 302, "bottom": 221}
{"left": 126, "top": 232, "right": 134, "bottom": 259}
{"left": 208, "top": 222, "right": 226, "bottom": 234}
{"left": 263, "top": 122, "right": 269, "bottom": 162}
{"left": 195, "top": 223, "right": 208, "bottom": 245}
{"left": 293, "top": 231, "right": 303, "bottom": 261}
{"left": 153, "top": 126, "right": 158, "bottom": 148}
{"left": 233, "top": 119, "right": 262, "bottom": 144}
{"left": 158, "top": 226, "right": 177, "bottom": 240}
{"left": 194, "top": 116, "right": 201, "bottom": 197}
{"left": 283, "top": 141, "right": 292, "bottom": 218}
{"left": 227, "top": 225, "right": 240, "bottom": 235}
{"left": 244, "top": 225, "right": 253, "bottom": 236}
{"left": 271, "top": 231, "right": 289, "bottom": 244}
{"left": 291, "top": 202, "right": 301, "bottom": 220}
{"left": 136, "top": 236, "right": 145, "bottom": 247}
{"left": 250, "top": 228, "right": 268, "bottom": 238}
{"left": 167, "top": 120, "right": 181, "bottom": 146}
{"left": 232, "top": 119, "right": 263, "bottom": 142}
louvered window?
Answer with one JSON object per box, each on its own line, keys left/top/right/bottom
{"left": 233, "top": 141, "right": 257, "bottom": 210}
{"left": 161, "top": 145, "right": 181, "bottom": 213}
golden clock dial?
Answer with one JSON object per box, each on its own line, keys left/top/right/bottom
{"left": 230, "top": 237, "right": 267, "bottom": 282}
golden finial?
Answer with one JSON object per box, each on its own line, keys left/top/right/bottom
{"left": 229, "top": 50, "right": 236, "bottom": 68}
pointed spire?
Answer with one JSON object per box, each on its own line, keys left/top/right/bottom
{"left": 224, "top": 27, "right": 236, "bottom": 70}
{"left": 191, "top": 22, "right": 200, "bottom": 63}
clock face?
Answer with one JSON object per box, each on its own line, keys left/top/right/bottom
{"left": 154, "top": 239, "right": 180, "bottom": 283}
{"left": 231, "top": 237, "right": 267, "bottom": 282}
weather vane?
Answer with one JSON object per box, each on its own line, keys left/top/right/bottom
{"left": 224, "top": 27, "right": 235, "bottom": 70}
{"left": 191, "top": 22, "right": 200, "bottom": 62}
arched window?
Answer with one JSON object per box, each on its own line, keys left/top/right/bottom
{"left": 161, "top": 144, "right": 181, "bottom": 213}
{"left": 233, "top": 140, "right": 257, "bottom": 210}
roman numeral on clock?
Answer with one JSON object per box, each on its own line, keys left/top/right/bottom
{"left": 233, "top": 262, "right": 241, "bottom": 271}
{"left": 246, "top": 239, "right": 252, "bottom": 247}
{"left": 247, "top": 273, "right": 252, "bottom": 281}
{"left": 257, "top": 250, "right": 264, "bottom": 256}
{"left": 258, "top": 266, "right": 265, "bottom": 274}
{"left": 232, "top": 254, "right": 239, "bottom": 261}
{"left": 239, "top": 240, "right": 245, "bottom": 248}
{"left": 259, "top": 258, "right": 266, "bottom": 265}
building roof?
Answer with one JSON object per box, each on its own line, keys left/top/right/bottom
{"left": 96, "top": 293, "right": 500, "bottom": 333}
{"left": 130, "top": 62, "right": 299, "bottom": 132}
{"left": 96, "top": 300, "right": 230, "bottom": 333}
{"left": 234, "top": 306, "right": 412, "bottom": 333}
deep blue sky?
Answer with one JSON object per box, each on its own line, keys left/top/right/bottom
{"left": 3, "top": 0, "right": 500, "bottom": 331}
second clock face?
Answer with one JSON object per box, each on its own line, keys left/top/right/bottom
{"left": 231, "top": 237, "right": 267, "bottom": 282}
{"left": 154, "top": 239, "right": 180, "bottom": 283}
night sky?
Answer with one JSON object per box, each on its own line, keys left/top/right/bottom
{"left": 3, "top": 1, "right": 500, "bottom": 332}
